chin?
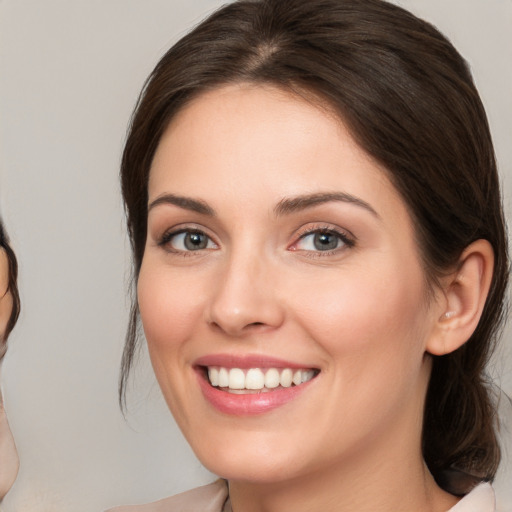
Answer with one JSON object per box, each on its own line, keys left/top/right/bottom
{"left": 202, "top": 455, "right": 301, "bottom": 485}
{"left": 184, "top": 424, "right": 314, "bottom": 485}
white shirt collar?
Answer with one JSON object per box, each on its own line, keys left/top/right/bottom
{"left": 448, "top": 483, "right": 495, "bottom": 512}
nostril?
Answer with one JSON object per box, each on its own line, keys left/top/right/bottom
{"left": 244, "top": 322, "right": 269, "bottom": 331}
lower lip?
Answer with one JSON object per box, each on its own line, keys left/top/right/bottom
{"left": 196, "top": 370, "right": 315, "bottom": 416}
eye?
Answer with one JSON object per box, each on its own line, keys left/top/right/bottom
{"left": 160, "top": 229, "right": 217, "bottom": 252}
{"left": 292, "top": 228, "right": 354, "bottom": 253}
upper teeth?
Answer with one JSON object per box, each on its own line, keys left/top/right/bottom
{"left": 207, "top": 367, "right": 316, "bottom": 390}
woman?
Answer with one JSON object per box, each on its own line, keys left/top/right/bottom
{"left": 111, "top": 0, "right": 508, "bottom": 510}
{"left": 0, "top": 219, "right": 20, "bottom": 503}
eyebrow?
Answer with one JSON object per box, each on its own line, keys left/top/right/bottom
{"left": 147, "top": 191, "right": 379, "bottom": 219}
{"left": 148, "top": 193, "right": 215, "bottom": 216}
{"left": 274, "top": 192, "right": 380, "bottom": 218}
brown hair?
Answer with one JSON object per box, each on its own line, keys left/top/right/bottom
{"left": 0, "top": 219, "right": 20, "bottom": 359}
{"left": 119, "top": 0, "right": 508, "bottom": 491}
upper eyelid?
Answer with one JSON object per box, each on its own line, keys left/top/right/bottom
{"left": 293, "top": 223, "right": 356, "bottom": 242}
{"left": 148, "top": 214, "right": 222, "bottom": 237}
{"left": 161, "top": 226, "right": 213, "bottom": 239}
{"left": 157, "top": 223, "right": 213, "bottom": 238}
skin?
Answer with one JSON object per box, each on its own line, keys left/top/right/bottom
{"left": 138, "top": 84, "right": 493, "bottom": 512}
{"left": 0, "top": 250, "right": 13, "bottom": 345}
{"left": 0, "top": 248, "right": 19, "bottom": 500}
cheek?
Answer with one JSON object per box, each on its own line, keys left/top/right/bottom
{"left": 287, "top": 259, "right": 430, "bottom": 366}
{"left": 136, "top": 261, "right": 207, "bottom": 422}
{"left": 137, "top": 262, "right": 204, "bottom": 355}
{"left": 284, "top": 262, "right": 431, "bottom": 439}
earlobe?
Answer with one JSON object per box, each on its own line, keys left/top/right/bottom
{"left": 427, "top": 239, "right": 494, "bottom": 356}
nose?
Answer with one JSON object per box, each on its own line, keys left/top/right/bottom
{"left": 205, "top": 250, "right": 285, "bottom": 337}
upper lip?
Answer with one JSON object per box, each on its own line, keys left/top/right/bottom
{"left": 194, "top": 353, "right": 318, "bottom": 370}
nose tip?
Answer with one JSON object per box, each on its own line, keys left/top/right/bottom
{"left": 209, "top": 311, "right": 272, "bottom": 337}
{"left": 209, "top": 316, "right": 266, "bottom": 337}
{"left": 206, "top": 263, "right": 284, "bottom": 337}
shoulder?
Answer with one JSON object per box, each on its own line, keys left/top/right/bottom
{"left": 447, "top": 483, "right": 495, "bottom": 512}
{"left": 105, "top": 480, "right": 229, "bottom": 512}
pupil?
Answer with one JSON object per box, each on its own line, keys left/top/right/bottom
{"left": 314, "top": 232, "right": 338, "bottom": 251}
{"left": 185, "top": 232, "right": 207, "bottom": 250}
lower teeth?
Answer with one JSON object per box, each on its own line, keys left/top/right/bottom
{"left": 219, "top": 385, "right": 296, "bottom": 394}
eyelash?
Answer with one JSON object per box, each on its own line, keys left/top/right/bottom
{"left": 290, "top": 225, "right": 355, "bottom": 257}
{"left": 157, "top": 225, "right": 355, "bottom": 256}
{"left": 158, "top": 227, "right": 218, "bottom": 255}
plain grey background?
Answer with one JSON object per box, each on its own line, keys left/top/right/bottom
{"left": 0, "top": 1, "right": 511, "bottom": 511}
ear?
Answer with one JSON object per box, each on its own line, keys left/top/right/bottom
{"left": 426, "top": 239, "right": 494, "bottom": 356}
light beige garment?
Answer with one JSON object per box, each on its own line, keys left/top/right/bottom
{"left": 106, "top": 480, "right": 230, "bottom": 512}
{"left": 0, "top": 250, "right": 18, "bottom": 502}
{"left": 449, "top": 483, "right": 495, "bottom": 512}
{"left": 107, "top": 480, "right": 495, "bottom": 512}
{"left": 0, "top": 383, "right": 19, "bottom": 501}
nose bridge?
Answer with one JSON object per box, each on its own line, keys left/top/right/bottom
{"left": 206, "top": 239, "right": 283, "bottom": 335}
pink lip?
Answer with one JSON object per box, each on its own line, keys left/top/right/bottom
{"left": 193, "top": 354, "right": 319, "bottom": 416}
{"left": 194, "top": 353, "right": 312, "bottom": 369}
{"left": 196, "top": 372, "right": 315, "bottom": 415}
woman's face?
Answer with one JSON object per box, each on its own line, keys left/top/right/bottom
{"left": 138, "top": 84, "right": 441, "bottom": 484}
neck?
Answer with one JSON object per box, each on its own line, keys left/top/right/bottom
{"left": 229, "top": 453, "right": 457, "bottom": 512}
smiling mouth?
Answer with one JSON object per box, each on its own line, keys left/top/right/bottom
{"left": 203, "top": 366, "right": 320, "bottom": 394}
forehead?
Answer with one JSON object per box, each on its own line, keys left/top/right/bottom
{"left": 148, "top": 84, "right": 410, "bottom": 230}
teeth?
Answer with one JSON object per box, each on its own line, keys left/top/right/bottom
{"left": 301, "top": 370, "right": 315, "bottom": 383}
{"left": 229, "top": 368, "right": 245, "bottom": 390}
{"left": 280, "top": 368, "right": 293, "bottom": 388}
{"left": 218, "top": 367, "right": 229, "bottom": 388}
{"left": 264, "top": 368, "right": 280, "bottom": 389}
{"left": 246, "top": 368, "right": 265, "bottom": 390}
{"left": 206, "top": 366, "right": 317, "bottom": 391}
{"left": 208, "top": 367, "right": 219, "bottom": 386}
